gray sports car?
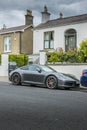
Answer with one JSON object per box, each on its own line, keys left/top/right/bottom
{"left": 9, "top": 64, "right": 80, "bottom": 89}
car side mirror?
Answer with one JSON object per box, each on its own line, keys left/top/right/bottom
{"left": 36, "top": 68, "right": 42, "bottom": 73}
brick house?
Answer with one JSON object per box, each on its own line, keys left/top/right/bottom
{"left": 0, "top": 10, "right": 33, "bottom": 54}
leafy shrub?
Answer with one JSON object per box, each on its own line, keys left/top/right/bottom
{"left": 48, "top": 51, "right": 59, "bottom": 63}
{"left": 65, "top": 50, "right": 80, "bottom": 63}
{"left": 79, "top": 39, "right": 87, "bottom": 62}
{"left": 46, "top": 49, "right": 81, "bottom": 63}
{"left": 9, "top": 54, "right": 28, "bottom": 67}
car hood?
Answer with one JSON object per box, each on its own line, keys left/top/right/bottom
{"left": 55, "top": 72, "right": 76, "bottom": 81}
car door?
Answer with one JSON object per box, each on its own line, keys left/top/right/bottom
{"left": 22, "top": 65, "right": 45, "bottom": 84}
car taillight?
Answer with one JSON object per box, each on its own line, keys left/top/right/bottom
{"left": 82, "top": 71, "right": 86, "bottom": 75}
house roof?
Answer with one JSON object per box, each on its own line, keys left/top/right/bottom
{"left": 34, "top": 13, "right": 87, "bottom": 30}
{"left": 0, "top": 24, "right": 33, "bottom": 34}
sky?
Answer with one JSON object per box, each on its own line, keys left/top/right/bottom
{"left": 0, "top": 0, "right": 87, "bottom": 28}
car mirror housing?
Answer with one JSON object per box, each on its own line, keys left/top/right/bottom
{"left": 36, "top": 68, "right": 42, "bottom": 73}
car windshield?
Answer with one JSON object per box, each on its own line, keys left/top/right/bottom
{"left": 41, "top": 66, "right": 57, "bottom": 72}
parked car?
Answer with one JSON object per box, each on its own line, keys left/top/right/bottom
{"left": 80, "top": 69, "right": 87, "bottom": 87}
{"left": 8, "top": 62, "right": 18, "bottom": 73}
{"left": 9, "top": 64, "right": 80, "bottom": 89}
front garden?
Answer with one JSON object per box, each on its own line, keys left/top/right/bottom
{"left": 46, "top": 39, "right": 87, "bottom": 63}
{"left": 0, "top": 39, "right": 87, "bottom": 65}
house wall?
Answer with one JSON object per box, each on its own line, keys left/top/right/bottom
{"left": 33, "top": 22, "right": 87, "bottom": 54}
{"left": 12, "top": 32, "right": 20, "bottom": 54}
{"left": 21, "top": 27, "right": 33, "bottom": 54}
{"left": 0, "top": 32, "right": 20, "bottom": 54}
{"left": 0, "top": 27, "right": 33, "bottom": 55}
{"left": 33, "top": 29, "right": 44, "bottom": 54}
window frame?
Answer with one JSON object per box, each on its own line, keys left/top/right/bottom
{"left": 4, "top": 36, "right": 12, "bottom": 53}
{"left": 65, "top": 29, "right": 77, "bottom": 52}
{"left": 44, "top": 31, "right": 54, "bottom": 49}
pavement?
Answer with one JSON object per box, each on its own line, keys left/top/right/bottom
{"left": 0, "top": 76, "right": 9, "bottom": 83}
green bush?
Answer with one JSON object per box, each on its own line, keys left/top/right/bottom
{"left": 46, "top": 49, "right": 81, "bottom": 63}
{"left": 48, "top": 51, "right": 59, "bottom": 63}
{"left": 64, "top": 50, "right": 80, "bottom": 63}
{"left": 58, "top": 52, "right": 68, "bottom": 62}
{"left": 79, "top": 39, "right": 87, "bottom": 62}
{"left": 9, "top": 54, "right": 28, "bottom": 67}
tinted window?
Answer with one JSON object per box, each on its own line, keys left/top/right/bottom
{"left": 41, "top": 66, "right": 56, "bottom": 72}
{"left": 29, "top": 65, "right": 38, "bottom": 71}
{"left": 20, "top": 66, "right": 29, "bottom": 70}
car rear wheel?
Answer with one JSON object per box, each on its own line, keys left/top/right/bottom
{"left": 12, "top": 73, "right": 21, "bottom": 85}
{"left": 46, "top": 76, "right": 57, "bottom": 89}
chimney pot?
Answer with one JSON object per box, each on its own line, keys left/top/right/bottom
{"left": 41, "top": 5, "right": 50, "bottom": 23}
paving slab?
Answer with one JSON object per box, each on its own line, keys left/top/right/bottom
{"left": 0, "top": 76, "right": 9, "bottom": 82}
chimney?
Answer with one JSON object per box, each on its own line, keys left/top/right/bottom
{"left": 2, "top": 24, "right": 6, "bottom": 30}
{"left": 25, "top": 10, "right": 33, "bottom": 25}
{"left": 41, "top": 5, "right": 50, "bottom": 23}
{"left": 59, "top": 12, "right": 63, "bottom": 19}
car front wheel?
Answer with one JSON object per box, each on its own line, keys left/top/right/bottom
{"left": 46, "top": 76, "right": 58, "bottom": 89}
{"left": 12, "top": 73, "right": 21, "bottom": 85}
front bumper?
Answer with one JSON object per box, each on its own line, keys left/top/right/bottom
{"left": 58, "top": 80, "right": 80, "bottom": 88}
{"left": 64, "top": 81, "right": 80, "bottom": 88}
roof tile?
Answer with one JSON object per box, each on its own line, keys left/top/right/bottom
{"left": 0, "top": 25, "right": 32, "bottom": 34}
{"left": 34, "top": 13, "right": 87, "bottom": 30}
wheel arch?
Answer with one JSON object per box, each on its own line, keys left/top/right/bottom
{"left": 11, "top": 72, "right": 21, "bottom": 80}
{"left": 11, "top": 72, "right": 22, "bottom": 85}
{"left": 45, "top": 74, "right": 58, "bottom": 88}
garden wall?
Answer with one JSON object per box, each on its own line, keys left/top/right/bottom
{"left": 48, "top": 63, "right": 87, "bottom": 80}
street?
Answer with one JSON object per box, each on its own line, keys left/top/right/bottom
{"left": 0, "top": 83, "right": 87, "bottom": 130}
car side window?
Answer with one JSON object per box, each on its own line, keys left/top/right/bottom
{"left": 20, "top": 66, "right": 29, "bottom": 70}
{"left": 29, "top": 65, "right": 38, "bottom": 71}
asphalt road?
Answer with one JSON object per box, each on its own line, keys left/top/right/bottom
{"left": 0, "top": 83, "right": 87, "bottom": 130}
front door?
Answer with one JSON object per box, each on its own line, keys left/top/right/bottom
{"left": 65, "top": 29, "right": 76, "bottom": 51}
